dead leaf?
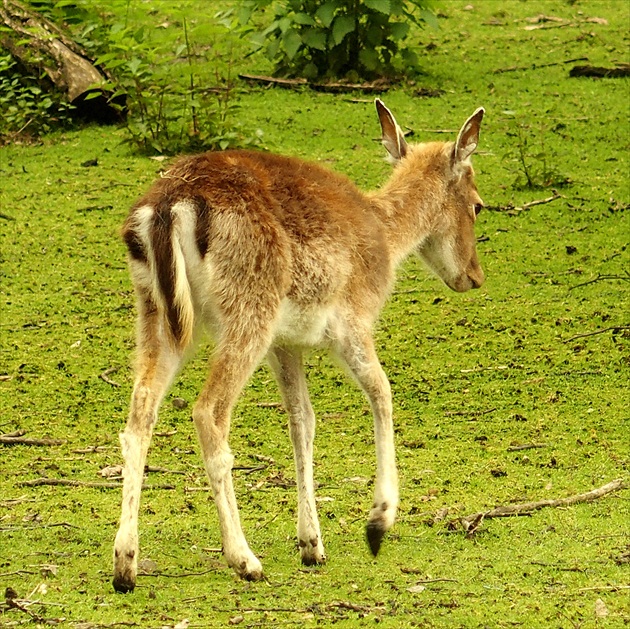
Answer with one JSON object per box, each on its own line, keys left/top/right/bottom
{"left": 137, "top": 558, "right": 158, "bottom": 575}
{"left": 229, "top": 616, "right": 244, "bottom": 626}
{"left": 39, "top": 564, "right": 58, "bottom": 577}
{"left": 100, "top": 465, "right": 123, "bottom": 478}
{"left": 594, "top": 598, "right": 609, "bottom": 618}
{"left": 585, "top": 17, "right": 608, "bottom": 25}
{"left": 407, "top": 584, "right": 426, "bottom": 594}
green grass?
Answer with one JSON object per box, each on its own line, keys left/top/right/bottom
{"left": 1, "top": 1, "right": 628, "bottom": 627}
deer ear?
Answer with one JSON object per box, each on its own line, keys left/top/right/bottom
{"left": 454, "top": 107, "right": 485, "bottom": 164}
{"left": 375, "top": 99, "right": 408, "bottom": 162}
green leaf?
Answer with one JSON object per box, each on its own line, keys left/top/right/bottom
{"left": 389, "top": 0, "right": 404, "bottom": 16}
{"left": 389, "top": 21, "right": 409, "bottom": 40}
{"left": 265, "top": 37, "right": 281, "bottom": 61}
{"left": 366, "top": 24, "right": 383, "bottom": 46}
{"left": 420, "top": 8, "right": 440, "bottom": 30}
{"left": 363, "top": 0, "right": 391, "bottom": 15}
{"left": 332, "top": 15, "right": 355, "bottom": 46}
{"left": 293, "top": 12, "right": 316, "bottom": 26}
{"left": 400, "top": 47, "right": 419, "bottom": 67}
{"left": 302, "top": 28, "right": 328, "bottom": 51}
{"left": 236, "top": 5, "right": 253, "bottom": 25}
{"left": 359, "top": 47, "right": 380, "bottom": 70}
{"left": 278, "top": 16, "right": 292, "bottom": 33}
{"left": 316, "top": 2, "right": 338, "bottom": 28}
{"left": 283, "top": 28, "right": 302, "bottom": 60}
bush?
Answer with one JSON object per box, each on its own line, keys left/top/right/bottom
{"left": 0, "top": 53, "right": 76, "bottom": 143}
{"left": 238, "top": 0, "right": 437, "bottom": 80}
{"left": 93, "top": 20, "right": 261, "bottom": 155}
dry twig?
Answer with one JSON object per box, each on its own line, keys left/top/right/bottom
{"left": 507, "top": 443, "right": 548, "bottom": 452}
{"left": 99, "top": 366, "right": 121, "bottom": 387}
{"left": 0, "top": 432, "right": 64, "bottom": 446}
{"left": 563, "top": 325, "right": 630, "bottom": 343}
{"left": 450, "top": 478, "right": 625, "bottom": 536}
{"left": 486, "top": 193, "right": 562, "bottom": 214}
{"left": 494, "top": 56, "right": 588, "bottom": 74}
{"left": 569, "top": 271, "right": 630, "bottom": 290}
{"left": 18, "top": 478, "right": 175, "bottom": 490}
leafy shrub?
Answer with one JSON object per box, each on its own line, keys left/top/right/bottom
{"left": 237, "top": 0, "right": 437, "bottom": 80}
{"left": 505, "top": 117, "right": 571, "bottom": 190}
{"left": 92, "top": 20, "right": 261, "bottom": 155}
{"left": 0, "top": 52, "right": 76, "bottom": 143}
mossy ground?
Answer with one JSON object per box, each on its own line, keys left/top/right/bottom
{"left": 0, "top": 1, "right": 628, "bottom": 627}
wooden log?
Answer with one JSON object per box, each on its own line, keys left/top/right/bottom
{"left": 0, "top": 0, "right": 124, "bottom": 122}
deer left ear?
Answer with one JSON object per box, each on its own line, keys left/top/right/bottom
{"left": 454, "top": 107, "right": 485, "bottom": 164}
{"left": 375, "top": 99, "right": 408, "bottom": 163}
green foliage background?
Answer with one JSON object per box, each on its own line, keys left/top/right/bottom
{"left": 241, "top": 0, "right": 436, "bottom": 79}
{"left": 0, "top": 1, "right": 629, "bottom": 627}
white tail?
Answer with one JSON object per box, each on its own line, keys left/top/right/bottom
{"left": 113, "top": 101, "right": 486, "bottom": 592}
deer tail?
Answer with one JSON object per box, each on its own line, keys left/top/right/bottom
{"left": 123, "top": 202, "right": 195, "bottom": 351}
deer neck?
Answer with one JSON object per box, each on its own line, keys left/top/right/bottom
{"left": 369, "top": 144, "right": 449, "bottom": 269}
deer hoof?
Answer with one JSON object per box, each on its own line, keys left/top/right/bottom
{"left": 230, "top": 554, "right": 263, "bottom": 581}
{"left": 299, "top": 537, "right": 326, "bottom": 566}
{"left": 366, "top": 521, "right": 386, "bottom": 557}
{"left": 112, "top": 571, "right": 136, "bottom": 593}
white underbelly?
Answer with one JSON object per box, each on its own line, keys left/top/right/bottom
{"left": 273, "top": 299, "right": 334, "bottom": 347}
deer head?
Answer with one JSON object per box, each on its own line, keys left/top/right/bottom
{"left": 376, "top": 100, "right": 486, "bottom": 293}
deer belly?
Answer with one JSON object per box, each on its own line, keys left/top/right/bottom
{"left": 274, "top": 299, "right": 333, "bottom": 347}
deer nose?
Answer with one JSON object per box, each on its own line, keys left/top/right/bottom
{"left": 469, "top": 269, "right": 485, "bottom": 289}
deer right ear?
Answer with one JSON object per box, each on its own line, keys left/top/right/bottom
{"left": 454, "top": 107, "right": 485, "bottom": 164}
{"left": 375, "top": 99, "right": 408, "bottom": 163}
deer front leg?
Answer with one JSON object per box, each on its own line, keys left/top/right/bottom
{"left": 334, "top": 327, "right": 398, "bottom": 556}
{"left": 269, "top": 347, "right": 325, "bottom": 566}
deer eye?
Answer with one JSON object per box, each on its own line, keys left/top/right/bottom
{"left": 473, "top": 203, "right": 483, "bottom": 217}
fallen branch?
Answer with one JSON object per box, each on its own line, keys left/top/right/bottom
{"left": 18, "top": 478, "right": 175, "bottom": 489}
{"left": 238, "top": 73, "right": 389, "bottom": 93}
{"left": 0, "top": 521, "right": 77, "bottom": 531}
{"left": 507, "top": 443, "right": 548, "bottom": 452}
{"left": 0, "top": 429, "right": 26, "bottom": 438}
{"left": 140, "top": 568, "right": 218, "bottom": 578}
{"left": 450, "top": 478, "right": 625, "bottom": 536}
{"left": 444, "top": 408, "right": 497, "bottom": 418}
{"left": 578, "top": 585, "right": 630, "bottom": 593}
{"left": 238, "top": 73, "right": 307, "bottom": 88}
{"left": 0, "top": 432, "right": 64, "bottom": 446}
{"left": 563, "top": 325, "right": 630, "bottom": 343}
{"left": 0, "top": 0, "right": 123, "bottom": 121}
{"left": 494, "top": 56, "right": 588, "bottom": 74}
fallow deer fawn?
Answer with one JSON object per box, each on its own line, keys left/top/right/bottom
{"left": 113, "top": 100, "right": 485, "bottom": 592}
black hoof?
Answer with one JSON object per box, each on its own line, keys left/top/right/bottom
{"left": 112, "top": 575, "right": 135, "bottom": 593}
{"left": 366, "top": 522, "right": 386, "bottom": 557}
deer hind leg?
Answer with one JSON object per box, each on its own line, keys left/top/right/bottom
{"left": 113, "top": 300, "right": 186, "bottom": 593}
{"left": 268, "top": 346, "right": 325, "bottom": 566}
{"left": 193, "top": 324, "right": 276, "bottom": 580}
{"left": 333, "top": 325, "right": 398, "bottom": 557}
